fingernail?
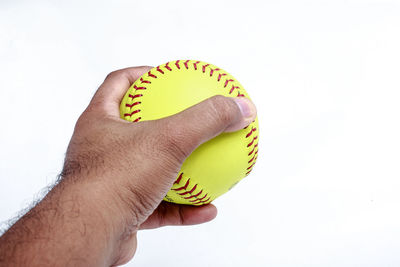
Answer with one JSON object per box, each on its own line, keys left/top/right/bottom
{"left": 234, "top": 97, "right": 257, "bottom": 120}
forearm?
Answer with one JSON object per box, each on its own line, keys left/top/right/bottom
{"left": 0, "top": 178, "right": 130, "bottom": 267}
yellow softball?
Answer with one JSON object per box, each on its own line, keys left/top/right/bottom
{"left": 120, "top": 60, "right": 259, "bottom": 205}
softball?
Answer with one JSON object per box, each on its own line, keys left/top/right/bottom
{"left": 120, "top": 60, "right": 259, "bottom": 205}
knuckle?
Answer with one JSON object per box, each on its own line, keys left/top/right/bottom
{"left": 74, "top": 108, "right": 103, "bottom": 132}
{"left": 152, "top": 121, "right": 191, "bottom": 162}
{"left": 105, "top": 69, "right": 124, "bottom": 80}
{"left": 207, "top": 95, "right": 238, "bottom": 125}
{"left": 74, "top": 112, "right": 91, "bottom": 131}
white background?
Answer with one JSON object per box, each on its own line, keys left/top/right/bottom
{"left": 1, "top": 0, "right": 400, "bottom": 266}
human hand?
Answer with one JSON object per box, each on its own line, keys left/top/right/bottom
{"left": 0, "top": 66, "right": 257, "bottom": 266}
{"left": 65, "top": 66, "right": 257, "bottom": 264}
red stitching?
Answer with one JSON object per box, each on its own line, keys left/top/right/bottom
{"left": 203, "top": 197, "right": 212, "bottom": 204}
{"left": 193, "top": 61, "right": 200, "bottom": 70}
{"left": 171, "top": 173, "right": 211, "bottom": 205}
{"left": 134, "top": 85, "right": 146, "bottom": 90}
{"left": 133, "top": 117, "right": 141, "bottom": 122}
{"left": 128, "top": 94, "right": 143, "bottom": 100}
{"left": 125, "top": 102, "right": 141, "bottom": 108}
{"left": 148, "top": 71, "right": 157, "bottom": 78}
{"left": 230, "top": 85, "right": 240, "bottom": 94}
{"left": 175, "top": 60, "right": 181, "bottom": 69}
{"left": 189, "top": 193, "right": 208, "bottom": 202}
{"left": 224, "top": 79, "right": 234, "bottom": 88}
{"left": 165, "top": 62, "right": 172, "bottom": 71}
{"left": 247, "top": 136, "right": 258, "bottom": 147}
{"left": 174, "top": 173, "right": 183, "bottom": 184}
{"left": 156, "top": 66, "right": 164, "bottom": 74}
{"left": 218, "top": 73, "right": 227, "bottom": 81}
{"left": 191, "top": 196, "right": 211, "bottom": 205}
{"left": 184, "top": 60, "right": 190, "bottom": 69}
{"left": 237, "top": 92, "right": 245, "bottom": 97}
{"left": 246, "top": 127, "right": 257, "bottom": 138}
{"left": 245, "top": 126, "right": 258, "bottom": 174}
{"left": 202, "top": 64, "right": 210, "bottom": 73}
{"left": 184, "top": 189, "right": 203, "bottom": 199}
{"left": 246, "top": 161, "right": 256, "bottom": 170}
{"left": 140, "top": 77, "right": 151, "bottom": 84}
{"left": 178, "top": 184, "right": 197, "bottom": 196}
{"left": 246, "top": 155, "right": 258, "bottom": 173}
{"left": 248, "top": 143, "right": 258, "bottom": 156}
{"left": 124, "top": 109, "right": 141, "bottom": 117}
{"left": 248, "top": 150, "right": 258, "bottom": 164}
{"left": 209, "top": 68, "right": 220, "bottom": 77}
{"left": 172, "top": 179, "right": 190, "bottom": 192}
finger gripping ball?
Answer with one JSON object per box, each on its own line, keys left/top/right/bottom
{"left": 120, "top": 60, "right": 259, "bottom": 205}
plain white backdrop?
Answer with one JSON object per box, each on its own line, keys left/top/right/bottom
{"left": 1, "top": 0, "right": 400, "bottom": 266}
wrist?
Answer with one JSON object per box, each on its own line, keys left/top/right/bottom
{"left": 57, "top": 175, "right": 140, "bottom": 240}
{"left": 58, "top": 175, "right": 143, "bottom": 266}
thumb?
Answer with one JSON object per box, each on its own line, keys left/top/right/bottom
{"left": 155, "top": 95, "right": 257, "bottom": 160}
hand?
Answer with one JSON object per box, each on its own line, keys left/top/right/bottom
{"left": 0, "top": 66, "right": 257, "bottom": 266}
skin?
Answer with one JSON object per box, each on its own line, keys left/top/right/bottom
{"left": 0, "top": 66, "right": 257, "bottom": 266}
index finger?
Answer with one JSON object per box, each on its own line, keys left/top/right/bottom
{"left": 89, "top": 66, "right": 153, "bottom": 118}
